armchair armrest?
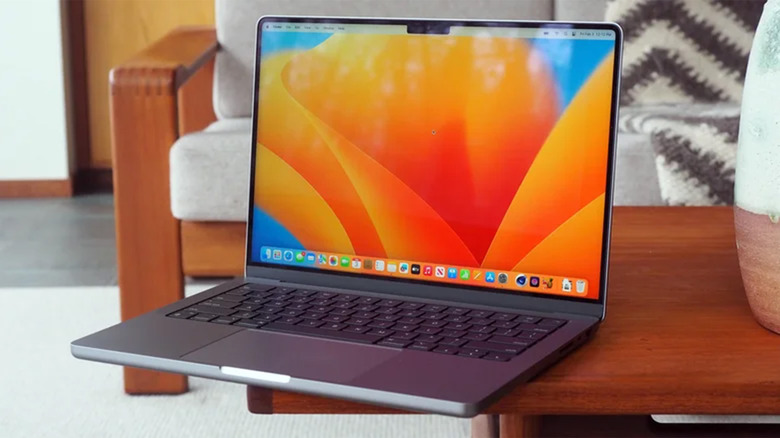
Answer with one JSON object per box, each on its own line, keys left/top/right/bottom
{"left": 109, "top": 26, "right": 217, "bottom": 395}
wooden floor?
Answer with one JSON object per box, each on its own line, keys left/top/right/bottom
{"left": 0, "top": 194, "right": 117, "bottom": 287}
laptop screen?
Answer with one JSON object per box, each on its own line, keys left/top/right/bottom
{"left": 248, "top": 19, "right": 619, "bottom": 302}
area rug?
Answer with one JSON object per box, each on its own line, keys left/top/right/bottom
{"left": 0, "top": 285, "right": 469, "bottom": 438}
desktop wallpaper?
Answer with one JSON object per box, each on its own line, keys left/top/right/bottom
{"left": 251, "top": 26, "right": 616, "bottom": 300}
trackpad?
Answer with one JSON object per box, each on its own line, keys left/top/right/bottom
{"left": 181, "top": 329, "right": 399, "bottom": 384}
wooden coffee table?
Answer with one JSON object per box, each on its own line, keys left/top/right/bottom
{"left": 245, "top": 207, "right": 780, "bottom": 437}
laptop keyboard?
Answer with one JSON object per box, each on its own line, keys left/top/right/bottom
{"left": 167, "top": 284, "right": 567, "bottom": 362}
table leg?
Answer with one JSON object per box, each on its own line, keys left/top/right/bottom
{"left": 246, "top": 386, "right": 273, "bottom": 414}
{"left": 499, "top": 414, "right": 540, "bottom": 438}
{"left": 472, "top": 414, "right": 499, "bottom": 438}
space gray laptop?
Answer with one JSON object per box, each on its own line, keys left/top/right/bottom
{"left": 72, "top": 16, "right": 623, "bottom": 417}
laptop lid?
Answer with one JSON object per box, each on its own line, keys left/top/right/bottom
{"left": 245, "top": 17, "right": 622, "bottom": 319}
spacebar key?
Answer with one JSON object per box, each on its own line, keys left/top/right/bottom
{"left": 263, "top": 322, "right": 383, "bottom": 344}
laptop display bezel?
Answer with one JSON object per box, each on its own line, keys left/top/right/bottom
{"left": 244, "top": 16, "right": 622, "bottom": 320}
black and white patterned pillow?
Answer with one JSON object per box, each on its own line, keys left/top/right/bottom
{"left": 606, "top": 0, "right": 764, "bottom": 105}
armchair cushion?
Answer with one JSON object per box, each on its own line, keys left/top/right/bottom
{"left": 213, "top": 0, "right": 555, "bottom": 119}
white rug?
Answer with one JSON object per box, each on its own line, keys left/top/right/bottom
{"left": 0, "top": 286, "right": 470, "bottom": 438}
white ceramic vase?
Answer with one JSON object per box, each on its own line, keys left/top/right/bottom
{"left": 735, "top": 0, "right": 780, "bottom": 333}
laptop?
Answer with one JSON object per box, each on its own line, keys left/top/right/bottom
{"left": 72, "top": 16, "right": 623, "bottom": 417}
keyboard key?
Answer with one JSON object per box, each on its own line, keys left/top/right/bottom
{"left": 247, "top": 291, "right": 275, "bottom": 299}
{"left": 516, "top": 316, "right": 541, "bottom": 324}
{"left": 233, "top": 311, "right": 260, "bottom": 319}
{"left": 291, "top": 289, "right": 317, "bottom": 296}
{"left": 420, "top": 319, "right": 448, "bottom": 328}
{"left": 464, "top": 341, "right": 525, "bottom": 355}
{"left": 334, "top": 294, "right": 359, "bottom": 302}
{"left": 278, "top": 309, "right": 304, "bottom": 317}
{"left": 226, "top": 288, "right": 252, "bottom": 296}
{"left": 254, "top": 314, "right": 281, "bottom": 323}
{"left": 345, "top": 318, "right": 371, "bottom": 326}
{"left": 353, "top": 311, "right": 377, "bottom": 319}
{"left": 517, "top": 331, "right": 545, "bottom": 340}
{"left": 202, "top": 300, "right": 242, "bottom": 309}
{"left": 421, "top": 304, "right": 448, "bottom": 312}
{"left": 286, "top": 303, "right": 311, "bottom": 311}
{"left": 378, "top": 299, "right": 402, "bottom": 307}
{"left": 213, "top": 316, "right": 241, "bottom": 325}
{"left": 265, "top": 301, "right": 287, "bottom": 308}
{"left": 483, "top": 352, "right": 514, "bottom": 362}
{"left": 375, "top": 314, "right": 402, "bottom": 322}
{"left": 432, "top": 346, "right": 459, "bottom": 355}
{"left": 272, "top": 294, "right": 295, "bottom": 301}
{"left": 422, "top": 312, "right": 448, "bottom": 320}
{"left": 343, "top": 325, "right": 372, "bottom": 334}
{"left": 492, "top": 320, "right": 519, "bottom": 329}
{"left": 470, "top": 318, "right": 493, "bottom": 326}
{"left": 398, "top": 317, "right": 424, "bottom": 325}
{"left": 278, "top": 317, "right": 302, "bottom": 325}
{"left": 298, "top": 319, "right": 324, "bottom": 328}
{"left": 188, "top": 306, "right": 238, "bottom": 317}
{"left": 440, "top": 329, "right": 467, "bottom": 338}
{"left": 322, "top": 315, "right": 350, "bottom": 323}
{"left": 375, "top": 307, "right": 401, "bottom": 315}
{"left": 440, "top": 337, "right": 468, "bottom": 347}
{"left": 491, "top": 312, "right": 518, "bottom": 321}
{"left": 242, "top": 298, "right": 271, "bottom": 305}
{"left": 354, "top": 304, "right": 379, "bottom": 312}
{"left": 235, "top": 303, "right": 264, "bottom": 312}
{"left": 368, "top": 329, "right": 395, "bottom": 337}
{"left": 408, "top": 341, "right": 436, "bottom": 351}
{"left": 256, "top": 307, "right": 282, "bottom": 315}
{"left": 494, "top": 328, "right": 523, "bottom": 337}
{"left": 331, "top": 302, "right": 357, "bottom": 310}
{"left": 355, "top": 297, "right": 381, "bottom": 304}
{"left": 287, "top": 296, "right": 315, "bottom": 304}
{"left": 301, "top": 312, "right": 326, "bottom": 320}
{"left": 415, "top": 335, "right": 442, "bottom": 343}
{"left": 310, "top": 305, "right": 332, "bottom": 313}
{"left": 213, "top": 295, "right": 246, "bottom": 303}
{"left": 263, "top": 323, "right": 383, "bottom": 344}
{"left": 314, "top": 291, "right": 338, "bottom": 299}
{"left": 398, "top": 302, "right": 424, "bottom": 310}
{"left": 311, "top": 299, "right": 335, "bottom": 307}
{"left": 378, "top": 337, "right": 412, "bottom": 348}
{"left": 393, "top": 323, "right": 419, "bottom": 332}
{"left": 538, "top": 318, "right": 566, "bottom": 328}
{"left": 446, "top": 322, "right": 472, "bottom": 331}
{"left": 234, "top": 319, "right": 265, "bottom": 328}
{"left": 444, "top": 307, "right": 470, "bottom": 315}
{"left": 331, "top": 308, "right": 356, "bottom": 316}
{"left": 468, "top": 325, "right": 496, "bottom": 335}
{"left": 488, "top": 335, "right": 534, "bottom": 347}
{"left": 416, "top": 326, "right": 442, "bottom": 335}
{"left": 321, "top": 322, "right": 348, "bottom": 331}
{"left": 445, "top": 315, "right": 471, "bottom": 323}
{"left": 397, "top": 310, "right": 424, "bottom": 318}
{"left": 464, "top": 332, "right": 492, "bottom": 342}
{"left": 247, "top": 284, "right": 276, "bottom": 292}
{"left": 368, "top": 320, "right": 395, "bottom": 329}
{"left": 392, "top": 331, "right": 418, "bottom": 340}
{"left": 457, "top": 348, "right": 488, "bottom": 359}
{"left": 168, "top": 310, "right": 198, "bottom": 319}
{"left": 467, "top": 310, "right": 493, "bottom": 318}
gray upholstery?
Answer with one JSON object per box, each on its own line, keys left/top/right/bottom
{"left": 214, "top": 0, "right": 554, "bottom": 118}
{"left": 554, "top": 0, "right": 608, "bottom": 21}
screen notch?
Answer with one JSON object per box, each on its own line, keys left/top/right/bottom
{"left": 407, "top": 22, "right": 451, "bottom": 35}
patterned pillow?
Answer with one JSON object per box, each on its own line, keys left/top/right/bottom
{"left": 644, "top": 107, "right": 741, "bottom": 206}
{"left": 605, "top": 0, "right": 764, "bottom": 106}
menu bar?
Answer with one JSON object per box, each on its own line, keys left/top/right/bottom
{"left": 260, "top": 246, "right": 589, "bottom": 297}
{"left": 262, "top": 22, "right": 615, "bottom": 40}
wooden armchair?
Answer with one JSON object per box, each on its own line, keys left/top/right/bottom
{"left": 110, "top": 26, "right": 245, "bottom": 394}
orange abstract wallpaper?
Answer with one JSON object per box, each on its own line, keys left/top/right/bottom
{"left": 251, "top": 26, "right": 616, "bottom": 300}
